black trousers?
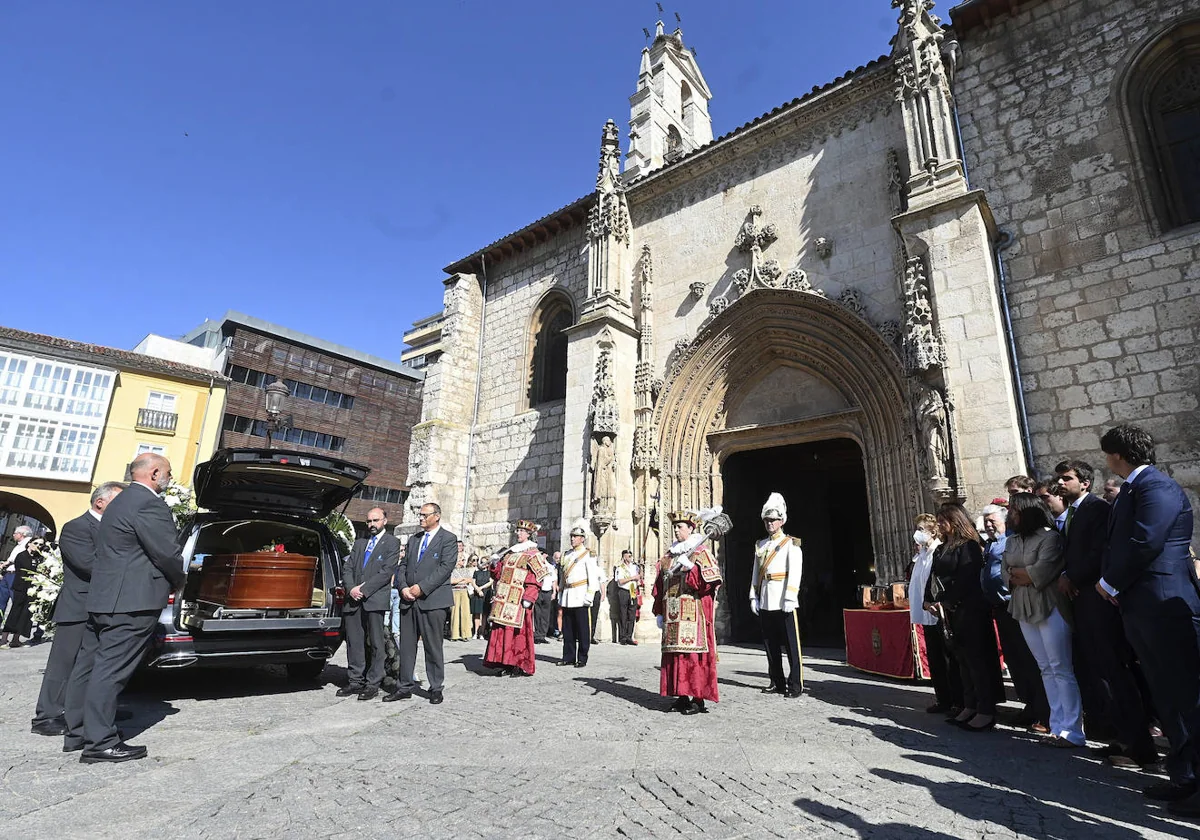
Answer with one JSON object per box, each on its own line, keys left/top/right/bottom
{"left": 994, "top": 605, "right": 1049, "bottom": 723}
{"left": 534, "top": 590, "right": 553, "bottom": 641}
{"left": 952, "top": 604, "right": 1000, "bottom": 716}
{"left": 760, "top": 609, "right": 804, "bottom": 691}
{"left": 616, "top": 589, "right": 636, "bottom": 644}
{"left": 590, "top": 591, "right": 602, "bottom": 641}
{"left": 344, "top": 608, "right": 387, "bottom": 688}
{"left": 923, "top": 621, "right": 963, "bottom": 708}
{"left": 398, "top": 605, "right": 448, "bottom": 693}
{"left": 1122, "top": 603, "right": 1200, "bottom": 783}
{"left": 64, "top": 611, "right": 158, "bottom": 752}
{"left": 33, "top": 619, "right": 87, "bottom": 723}
{"left": 1074, "top": 587, "right": 1156, "bottom": 754}
{"left": 561, "top": 606, "right": 591, "bottom": 664}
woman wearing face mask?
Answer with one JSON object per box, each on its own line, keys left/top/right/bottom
{"left": 911, "top": 514, "right": 961, "bottom": 715}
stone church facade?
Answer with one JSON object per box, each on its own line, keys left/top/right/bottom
{"left": 402, "top": 0, "right": 1200, "bottom": 642}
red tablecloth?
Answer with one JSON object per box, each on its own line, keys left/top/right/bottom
{"left": 843, "top": 609, "right": 928, "bottom": 679}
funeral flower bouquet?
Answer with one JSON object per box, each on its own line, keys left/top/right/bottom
{"left": 162, "top": 481, "right": 198, "bottom": 529}
{"left": 25, "top": 537, "right": 63, "bottom": 627}
{"left": 322, "top": 511, "right": 355, "bottom": 555}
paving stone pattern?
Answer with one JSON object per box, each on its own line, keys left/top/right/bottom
{"left": 1, "top": 639, "right": 1196, "bottom": 839}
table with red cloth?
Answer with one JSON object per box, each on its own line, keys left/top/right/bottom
{"left": 843, "top": 608, "right": 930, "bottom": 679}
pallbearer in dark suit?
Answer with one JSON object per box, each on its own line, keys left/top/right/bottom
{"left": 338, "top": 507, "right": 401, "bottom": 701}
{"left": 1054, "top": 459, "right": 1156, "bottom": 766}
{"left": 385, "top": 501, "right": 458, "bottom": 704}
{"left": 1096, "top": 425, "right": 1199, "bottom": 813}
{"left": 63, "top": 454, "right": 186, "bottom": 763}
{"left": 30, "top": 482, "right": 126, "bottom": 736}
{"left": 750, "top": 493, "right": 804, "bottom": 698}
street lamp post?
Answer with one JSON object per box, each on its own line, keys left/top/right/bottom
{"left": 263, "top": 380, "right": 291, "bottom": 449}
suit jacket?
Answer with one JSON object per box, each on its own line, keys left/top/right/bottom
{"left": 54, "top": 511, "right": 100, "bottom": 623}
{"left": 88, "top": 482, "right": 186, "bottom": 615}
{"left": 341, "top": 531, "right": 401, "bottom": 612}
{"left": 397, "top": 527, "right": 458, "bottom": 611}
{"left": 1062, "top": 493, "right": 1110, "bottom": 588}
{"left": 1103, "top": 465, "right": 1197, "bottom": 613}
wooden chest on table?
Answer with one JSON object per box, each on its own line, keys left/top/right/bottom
{"left": 196, "top": 553, "right": 318, "bottom": 610}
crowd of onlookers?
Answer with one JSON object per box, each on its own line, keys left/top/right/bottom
{"left": 908, "top": 424, "right": 1199, "bottom": 819}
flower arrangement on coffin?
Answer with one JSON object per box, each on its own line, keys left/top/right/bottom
{"left": 162, "top": 481, "right": 198, "bottom": 530}
{"left": 25, "top": 537, "right": 63, "bottom": 628}
{"left": 322, "top": 511, "right": 355, "bottom": 555}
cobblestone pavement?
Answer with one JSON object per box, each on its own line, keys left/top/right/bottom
{"left": 1, "top": 637, "right": 1197, "bottom": 839}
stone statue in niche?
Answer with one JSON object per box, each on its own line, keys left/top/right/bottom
{"left": 590, "top": 434, "right": 617, "bottom": 518}
{"left": 915, "top": 385, "right": 950, "bottom": 486}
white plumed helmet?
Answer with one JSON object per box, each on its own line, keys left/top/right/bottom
{"left": 760, "top": 492, "right": 787, "bottom": 524}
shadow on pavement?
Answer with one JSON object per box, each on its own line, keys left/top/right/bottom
{"left": 128, "top": 665, "right": 328, "bottom": 702}
{"left": 573, "top": 675, "right": 670, "bottom": 712}
{"left": 793, "top": 797, "right": 960, "bottom": 839}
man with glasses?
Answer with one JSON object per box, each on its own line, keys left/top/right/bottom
{"left": 386, "top": 503, "right": 458, "bottom": 704}
{"left": 338, "top": 508, "right": 401, "bottom": 701}
{"left": 1034, "top": 480, "right": 1068, "bottom": 531}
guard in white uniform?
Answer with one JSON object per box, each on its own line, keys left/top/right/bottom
{"left": 557, "top": 519, "right": 602, "bottom": 668}
{"left": 750, "top": 492, "right": 804, "bottom": 697}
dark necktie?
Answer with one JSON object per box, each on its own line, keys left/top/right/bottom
{"left": 1064, "top": 504, "right": 1076, "bottom": 535}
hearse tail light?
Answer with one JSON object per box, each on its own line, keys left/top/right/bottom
{"left": 333, "top": 586, "right": 345, "bottom": 606}
{"left": 168, "top": 592, "right": 176, "bottom": 605}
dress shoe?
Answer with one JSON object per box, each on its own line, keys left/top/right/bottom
{"left": 382, "top": 690, "right": 412, "bottom": 702}
{"left": 1144, "top": 780, "right": 1197, "bottom": 802}
{"left": 534, "top": 638, "right": 547, "bottom": 644}
{"left": 1168, "top": 790, "right": 1200, "bottom": 819}
{"left": 429, "top": 691, "right": 443, "bottom": 705}
{"left": 80, "top": 742, "right": 147, "bottom": 764}
{"left": 1108, "top": 750, "right": 1160, "bottom": 769}
{"left": 357, "top": 686, "right": 380, "bottom": 701}
{"left": 31, "top": 719, "right": 67, "bottom": 736}
{"left": 667, "top": 697, "right": 689, "bottom": 713}
{"left": 1039, "top": 736, "right": 1081, "bottom": 748}
{"left": 574, "top": 661, "right": 587, "bottom": 668}
{"left": 962, "top": 716, "right": 996, "bottom": 732}
{"left": 1029, "top": 722, "right": 1051, "bottom": 735}
{"left": 556, "top": 660, "right": 575, "bottom": 667}
{"left": 336, "top": 685, "right": 364, "bottom": 697}
{"left": 681, "top": 700, "right": 708, "bottom": 716}
{"left": 507, "top": 668, "right": 529, "bottom": 677}
{"left": 783, "top": 688, "right": 803, "bottom": 699}
{"left": 761, "top": 684, "right": 783, "bottom": 695}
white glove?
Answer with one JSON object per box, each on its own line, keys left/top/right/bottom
{"left": 783, "top": 600, "right": 798, "bottom": 614}
{"left": 675, "top": 557, "right": 695, "bottom": 572}
{"left": 750, "top": 597, "right": 759, "bottom": 616}
{"left": 656, "top": 615, "right": 664, "bottom": 630}
{"left": 521, "top": 600, "right": 532, "bottom": 609}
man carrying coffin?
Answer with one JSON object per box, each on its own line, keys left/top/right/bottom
{"left": 653, "top": 510, "right": 722, "bottom": 715}
{"left": 483, "top": 520, "right": 549, "bottom": 677}
{"left": 557, "top": 519, "right": 602, "bottom": 668}
{"left": 751, "top": 492, "right": 804, "bottom": 698}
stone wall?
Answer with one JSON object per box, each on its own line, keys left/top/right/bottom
{"left": 954, "top": 0, "right": 1200, "bottom": 519}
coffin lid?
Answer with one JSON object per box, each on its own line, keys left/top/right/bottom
{"left": 194, "top": 448, "right": 370, "bottom": 517}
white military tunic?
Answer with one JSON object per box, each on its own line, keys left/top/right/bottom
{"left": 750, "top": 531, "right": 803, "bottom": 612}
{"left": 558, "top": 546, "right": 601, "bottom": 609}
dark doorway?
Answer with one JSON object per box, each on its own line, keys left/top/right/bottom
{"left": 720, "top": 438, "right": 874, "bottom": 647}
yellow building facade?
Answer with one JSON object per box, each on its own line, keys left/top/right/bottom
{"left": 0, "top": 327, "right": 227, "bottom": 536}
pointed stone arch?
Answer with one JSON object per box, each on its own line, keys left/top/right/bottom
{"left": 652, "top": 287, "right": 921, "bottom": 583}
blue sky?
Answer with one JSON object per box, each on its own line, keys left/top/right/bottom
{"left": 2, "top": 0, "right": 902, "bottom": 362}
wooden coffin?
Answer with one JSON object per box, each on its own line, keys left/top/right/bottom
{"left": 196, "top": 553, "right": 318, "bottom": 610}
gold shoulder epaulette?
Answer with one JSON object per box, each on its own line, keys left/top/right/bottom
{"left": 791, "top": 536, "right": 802, "bottom": 547}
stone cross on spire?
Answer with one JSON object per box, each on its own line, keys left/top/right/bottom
{"left": 732, "top": 205, "right": 781, "bottom": 294}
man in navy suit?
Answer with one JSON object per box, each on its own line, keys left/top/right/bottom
{"left": 1055, "top": 459, "right": 1156, "bottom": 767}
{"left": 1097, "top": 425, "right": 1198, "bottom": 813}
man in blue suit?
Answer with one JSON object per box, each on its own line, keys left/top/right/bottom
{"left": 1097, "top": 425, "right": 1199, "bottom": 814}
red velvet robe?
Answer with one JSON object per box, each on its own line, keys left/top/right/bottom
{"left": 483, "top": 552, "right": 543, "bottom": 675}
{"left": 652, "top": 548, "right": 721, "bottom": 702}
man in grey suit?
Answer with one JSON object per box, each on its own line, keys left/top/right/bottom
{"left": 63, "top": 453, "right": 186, "bottom": 763}
{"left": 30, "top": 482, "right": 126, "bottom": 736}
{"left": 385, "top": 502, "right": 457, "bottom": 704}
{"left": 337, "top": 507, "right": 401, "bottom": 701}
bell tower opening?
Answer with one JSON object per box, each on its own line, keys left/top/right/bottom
{"left": 720, "top": 438, "right": 874, "bottom": 647}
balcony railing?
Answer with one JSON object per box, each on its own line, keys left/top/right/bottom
{"left": 136, "top": 407, "right": 178, "bottom": 433}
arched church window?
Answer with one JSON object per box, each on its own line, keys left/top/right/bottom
{"left": 1126, "top": 20, "right": 1200, "bottom": 230}
{"left": 681, "top": 79, "right": 693, "bottom": 107}
{"left": 528, "top": 293, "right": 573, "bottom": 406}
{"left": 665, "top": 125, "right": 683, "bottom": 163}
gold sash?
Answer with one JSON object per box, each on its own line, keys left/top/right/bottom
{"left": 756, "top": 535, "right": 789, "bottom": 584}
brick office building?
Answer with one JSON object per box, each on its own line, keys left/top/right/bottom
{"left": 183, "top": 311, "right": 423, "bottom": 526}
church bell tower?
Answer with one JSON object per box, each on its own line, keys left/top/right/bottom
{"left": 624, "top": 20, "right": 713, "bottom": 181}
